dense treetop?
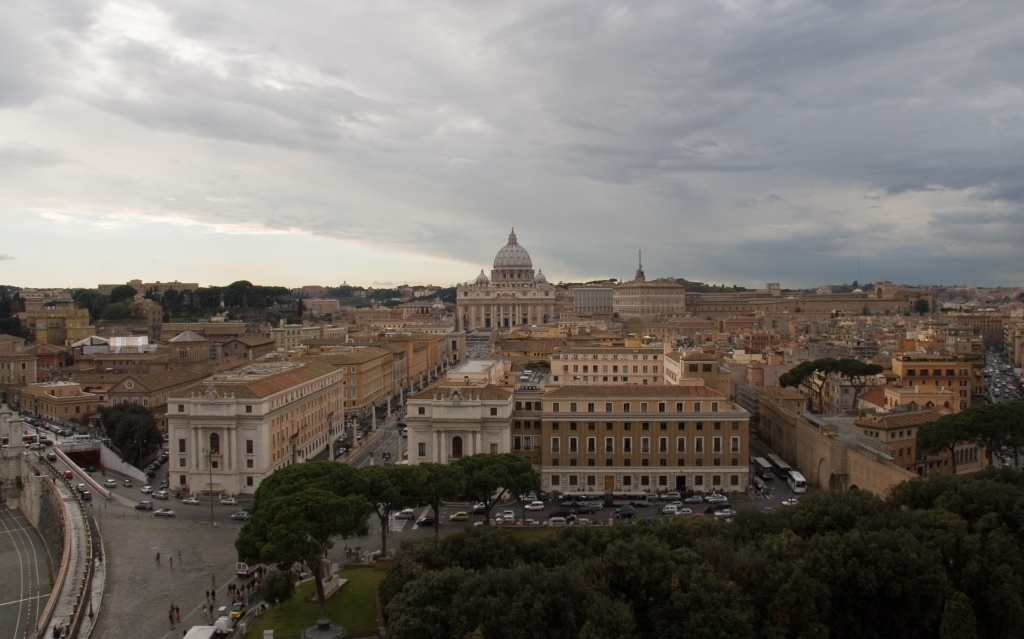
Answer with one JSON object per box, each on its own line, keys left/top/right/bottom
{"left": 381, "top": 470, "right": 1024, "bottom": 639}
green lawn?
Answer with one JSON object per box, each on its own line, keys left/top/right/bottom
{"left": 245, "top": 567, "right": 385, "bottom": 639}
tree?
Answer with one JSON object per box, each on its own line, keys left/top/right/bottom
{"left": 361, "top": 464, "right": 422, "bottom": 556}
{"left": 779, "top": 358, "right": 841, "bottom": 413}
{"left": 237, "top": 462, "right": 372, "bottom": 624}
{"left": 454, "top": 454, "right": 540, "bottom": 525}
{"left": 109, "top": 284, "right": 139, "bottom": 304}
{"left": 914, "top": 298, "right": 931, "bottom": 315}
{"left": 918, "top": 413, "right": 976, "bottom": 474}
{"left": 259, "top": 568, "right": 297, "bottom": 606}
{"left": 100, "top": 404, "right": 161, "bottom": 467}
{"left": 835, "top": 358, "right": 884, "bottom": 408}
{"left": 940, "top": 591, "right": 978, "bottom": 639}
{"left": 413, "top": 463, "right": 465, "bottom": 531}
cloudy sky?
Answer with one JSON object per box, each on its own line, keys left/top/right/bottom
{"left": 1, "top": 1, "right": 1022, "bottom": 290}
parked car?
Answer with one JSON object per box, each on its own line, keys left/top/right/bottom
{"left": 395, "top": 508, "right": 416, "bottom": 520}
{"left": 80, "top": 491, "right": 92, "bottom": 501}
{"left": 123, "top": 479, "right": 133, "bottom": 487}
{"left": 219, "top": 496, "right": 238, "bottom": 506}
{"left": 230, "top": 601, "right": 246, "bottom": 619}
{"left": 548, "top": 509, "right": 573, "bottom": 520}
{"left": 662, "top": 504, "right": 680, "bottom": 515}
{"left": 684, "top": 494, "right": 704, "bottom": 504}
{"left": 230, "top": 511, "right": 251, "bottom": 521}
{"left": 576, "top": 502, "right": 603, "bottom": 514}
{"left": 547, "top": 516, "right": 568, "bottom": 526}
{"left": 182, "top": 497, "right": 200, "bottom": 505}
{"left": 47, "top": 452, "right": 58, "bottom": 462}
{"left": 140, "top": 485, "right": 153, "bottom": 494}
{"left": 416, "top": 516, "right": 437, "bottom": 527}
{"left": 103, "top": 479, "right": 116, "bottom": 488}
{"left": 153, "top": 508, "right": 176, "bottom": 517}
{"left": 706, "top": 493, "right": 729, "bottom": 504}
{"left": 153, "top": 490, "right": 169, "bottom": 500}
{"left": 524, "top": 500, "right": 545, "bottom": 511}
{"left": 449, "top": 511, "right": 468, "bottom": 521}
{"left": 660, "top": 491, "right": 682, "bottom": 501}
{"left": 674, "top": 508, "right": 693, "bottom": 516}
{"left": 135, "top": 501, "right": 154, "bottom": 510}
{"left": 781, "top": 498, "right": 800, "bottom": 507}
{"left": 75, "top": 483, "right": 87, "bottom": 493}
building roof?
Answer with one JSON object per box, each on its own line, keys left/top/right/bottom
{"left": 315, "top": 347, "right": 392, "bottom": 366}
{"left": 113, "top": 368, "right": 209, "bottom": 393}
{"left": 855, "top": 409, "right": 943, "bottom": 431}
{"left": 408, "top": 384, "right": 512, "bottom": 402}
{"left": 175, "top": 361, "right": 339, "bottom": 400}
{"left": 544, "top": 385, "right": 726, "bottom": 399}
{"left": 169, "top": 330, "right": 207, "bottom": 343}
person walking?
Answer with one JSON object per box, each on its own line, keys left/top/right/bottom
{"left": 156, "top": 552, "right": 161, "bottom": 565}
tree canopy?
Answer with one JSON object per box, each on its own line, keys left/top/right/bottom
{"left": 382, "top": 470, "right": 1024, "bottom": 639}
{"left": 236, "top": 461, "right": 373, "bottom": 621}
{"left": 99, "top": 403, "right": 161, "bottom": 466}
{"left": 779, "top": 357, "right": 884, "bottom": 412}
{"left": 454, "top": 453, "right": 540, "bottom": 525}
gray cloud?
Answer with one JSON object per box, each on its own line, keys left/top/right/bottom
{"left": 3, "top": 0, "right": 1023, "bottom": 287}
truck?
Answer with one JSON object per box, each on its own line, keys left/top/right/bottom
{"left": 183, "top": 627, "right": 217, "bottom": 639}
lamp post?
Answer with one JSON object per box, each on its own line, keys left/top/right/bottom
{"left": 204, "top": 447, "right": 215, "bottom": 527}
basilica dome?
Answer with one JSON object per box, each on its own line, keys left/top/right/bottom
{"left": 475, "top": 269, "right": 490, "bottom": 284}
{"left": 492, "top": 229, "right": 533, "bottom": 269}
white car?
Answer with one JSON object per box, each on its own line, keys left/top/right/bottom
{"left": 140, "top": 485, "right": 153, "bottom": 494}
{"left": 395, "top": 508, "right": 416, "bottom": 520}
{"left": 674, "top": 508, "right": 693, "bottom": 516}
{"left": 219, "top": 496, "right": 238, "bottom": 506}
{"left": 706, "top": 494, "right": 729, "bottom": 504}
{"left": 182, "top": 497, "right": 200, "bottom": 505}
{"left": 781, "top": 498, "right": 800, "bottom": 507}
{"left": 662, "top": 504, "right": 679, "bottom": 515}
{"left": 103, "top": 479, "right": 117, "bottom": 488}
{"left": 525, "top": 501, "right": 545, "bottom": 511}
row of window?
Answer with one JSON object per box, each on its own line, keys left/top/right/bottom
{"left": 177, "top": 436, "right": 256, "bottom": 455}
{"left": 564, "top": 364, "right": 659, "bottom": 374}
{"left": 904, "top": 368, "right": 968, "bottom": 377}
{"left": 548, "top": 458, "right": 740, "bottom": 468}
{"left": 552, "top": 474, "right": 741, "bottom": 488}
{"left": 520, "top": 435, "right": 741, "bottom": 454}
{"left": 554, "top": 353, "right": 660, "bottom": 360}
{"left": 551, "top": 401, "right": 722, "bottom": 413}
{"left": 515, "top": 421, "right": 742, "bottom": 432}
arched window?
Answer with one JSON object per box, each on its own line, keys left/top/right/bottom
{"left": 210, "top": 432, "right": 220, "bottom": 454}
{"left": 452, "top": 436, "right": 464, "bottom": 459}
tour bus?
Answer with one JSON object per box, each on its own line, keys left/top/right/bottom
{"left": 766, "top": 453, "right": 793, "bottom": 481}
{"left": 787, "top": 471, "right": 808, "bottom": 494}
{"left": 751, "top": 457, "right": 774, "bottom": 480}
{"left": 72, "top": 434, "right": 94, "bottom": 443}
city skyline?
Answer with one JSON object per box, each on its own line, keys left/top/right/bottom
{"left": 2, "top": 2, "right": 1023, "bottom": 290}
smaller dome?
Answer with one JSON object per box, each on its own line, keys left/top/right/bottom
{"left": 432, "top": 302, "right": 445, "bottom": 310}
{"left": 534, "top": 269, "right": 547, "bottom": 283}
{"left": 475, "top": 269, "right": 489, "bottom": 284}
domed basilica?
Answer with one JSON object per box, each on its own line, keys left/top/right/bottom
{"left": 456, "top": 229, "right": 562, "bottom": 331}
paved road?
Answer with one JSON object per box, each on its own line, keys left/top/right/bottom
{"left": 0, "top": 507, "right": 52, "bottom": 639}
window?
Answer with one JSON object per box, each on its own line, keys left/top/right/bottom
{"left": 552, "top": 423, "right": 560, "bottom": 431}
{"left": 418, "top": 407, "right": 425, "bottom": 415}
{"left": 606, "top": 403, "right": 612, "bottom": 412}
{"left": 695, "top": 475, "right": 704, "bottom": 486}
{"left": 624, "top": 437, "right": 632, "bottom": 453}
{"left": 246, "top": 459, "right": 254, "bottom": 468}
{"left": 570, "top": 437, "right": 578, "bottom": 453}
{"left": 694, "top": 402, "right": 702, "bottom": 413}
{"left": 490, "top": 443, "right": 498, "bottom": 454}
{"left": 713, "top": 437, "right": 722, "bottom": 453}
{"left": 623, "top": 402, "right": 631, "bottom": 413}
{"left": 605, "top": 437, "right": 614, "bottom": 453}
{"left": 490, "top": 407, "right": 498, "bottom": 416}
{"left": 179, "top": 458, "right": 186, "bottom": 467}
{"left": 658, "top": 402, "right": 666, "bottom": 413}
{"left": 178, "top": 405, "right": 185, "bottom": 413}
{"left": 730, "top": 437, "right": 740, "bottom": 453}
{"left": 586, "top": 475, "right": 596, "bottom": 487}
{"left": 418, "top": 443, "right": 426, "bottom": 457}
{"left": 640, "top": 402, "right": 648, "bottom": 412}
{"left": 570, "top": 403, "right": 577, "bottom": 412}
{"left": 677, "top": 437, "right": 685, "bottom": 453}
{"left": 553, "top": 403, "right": 560, "bottom": 412}
{"left": 588, "top": 437, "right": 596, "bottom": 453}
{"left": 695, "top": 437, "right": 704, "bottom": 453}
{"left": 588, "top": 403, "right": 595, "bottom": 412}
{"left": 552, "top": 475, "right": 560, "bottom": 486}
{"left": 696, "top": 422, "right": 703, "bottom": 431}
{"left": 246, "top": 476, "right": 254, "bottom": 487}
{"left": 552, "top": 437, "right": 560, "bottom": 453}
{"left": 659, "top": 437, "right": 668, "bottom": 453}
{"left": 178, "top": 438, "right": 186, "bottom": 453}
{"left": 245, "top": 405, "right": 252, "bottom": 414}
{"left": 209, "top": 433, "right": 220, "bottom": 454}
{"left": 641, "top": 437, "right": 650, "bottom": 453}
{"left": 711, "top": 402, "right": 719, "bottom": 412}
{"left": 714, "top": 422, "right": 722, "bottom": 430}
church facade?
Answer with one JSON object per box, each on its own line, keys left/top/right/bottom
{"left": 456, "top": 229, "right": 562, "bottom": 331}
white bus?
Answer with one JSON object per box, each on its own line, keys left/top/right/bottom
{"left": 787, "top": 471, "right": 807, "bottom": 494}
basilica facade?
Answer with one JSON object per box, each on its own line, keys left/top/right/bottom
{"left": 456, "top": 229, "right": 562, "bottom": 331}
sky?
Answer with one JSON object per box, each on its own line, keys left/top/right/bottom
{"left": 1, "top": 1, "right": 1022, "bottom": 291}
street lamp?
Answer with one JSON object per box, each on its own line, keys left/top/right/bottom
{"left": 204, "top": 448, "right": 215, "bottom": 527}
